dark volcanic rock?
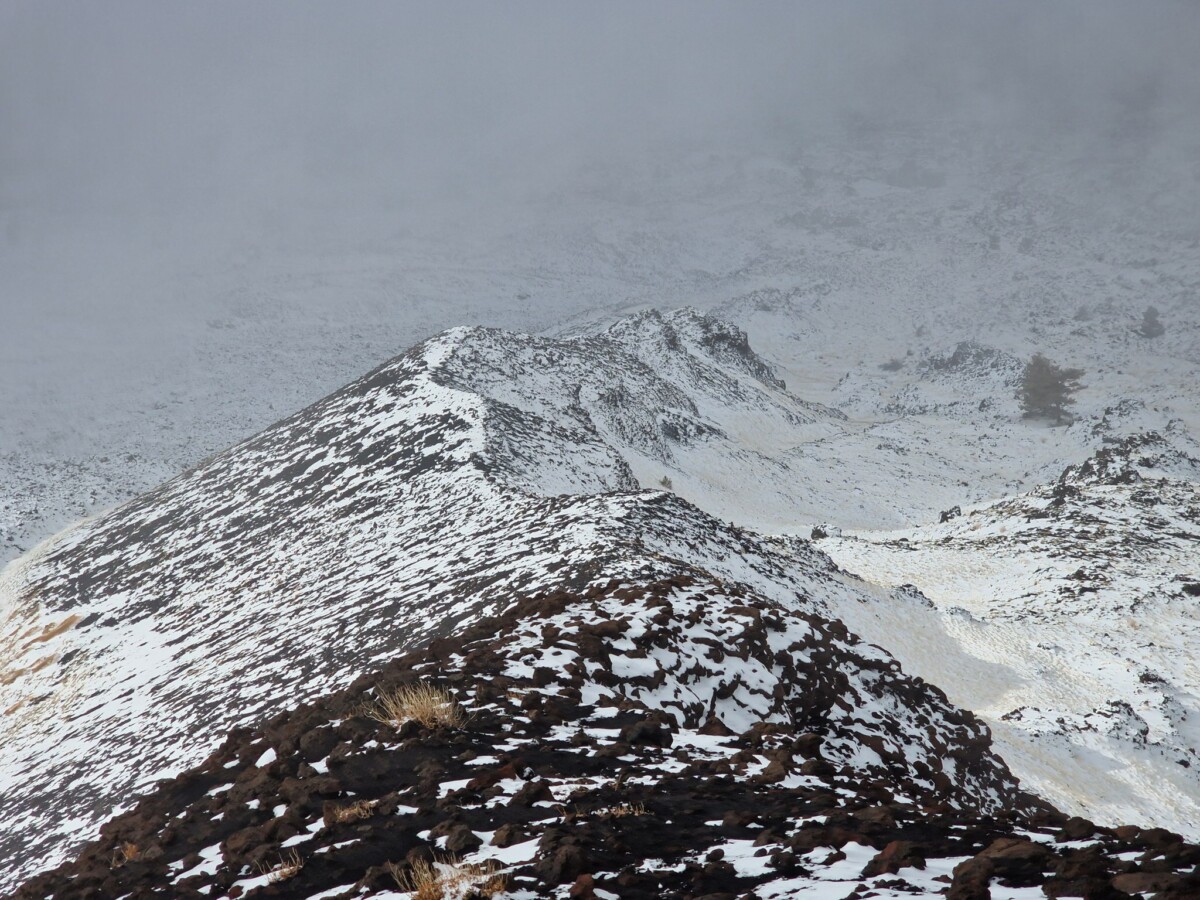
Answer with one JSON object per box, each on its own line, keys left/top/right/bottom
{"left": 15, "top": 577, "right": 1200, "bottom": 900}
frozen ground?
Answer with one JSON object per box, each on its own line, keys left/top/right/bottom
{"left": 0, "top": 314, "right": 1018, "bottom": 888}
{"left": 819, "top": 431, "right": 1200, "bottom": 835}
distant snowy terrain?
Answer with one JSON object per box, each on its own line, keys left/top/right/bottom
{"left": 821, "top": 431, "right": 1200, "bottom": 835}
{"left": 6, "top": 130, "right": 1198, "bottom": 560}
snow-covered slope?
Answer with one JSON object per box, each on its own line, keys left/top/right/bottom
{"left": 7, "top": 292, "right": 1200, "bottom": 892}
{"left": 441, "top": 308, "right": 845, "bottom": 527}
{"left": 821, "top": 430, "right": 1200, "bottom": 836}
{"left": 0, "top": 312, "right": 1014, "bottom": 892}
{"left": 6, "top": 129, "right": 1200, "bottom": 882}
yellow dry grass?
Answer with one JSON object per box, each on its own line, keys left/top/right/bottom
{"left": 27, "top": 614, "right": 82, "bottom": 646}
{"left": 256, "top": 848, "right": 304, "bottom": 883}
{"left": 368, "top": 682, "right": 467, "bottom": 730}
{"left": 330, "top": 798, "right": 376, "bottom": 823}
{"left": 1, "top": 611, "right": 81, "bottom": 689}
{"left": 388, "top": 856, "right": 507, "bottom": 899}
{"left": 111, "top": 842, "right": 139, "bottom": 867}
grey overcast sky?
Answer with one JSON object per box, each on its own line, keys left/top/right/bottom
{"left": 2, "top": 2, "right": 1198, "bottom": 215}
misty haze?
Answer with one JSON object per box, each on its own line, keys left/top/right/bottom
{"left": 3, "top": 3, "right": 1200, "bottom": 897}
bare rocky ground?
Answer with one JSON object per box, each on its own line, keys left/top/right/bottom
{"left": 16, "top": 577, "right": 1200, "bottom": 900}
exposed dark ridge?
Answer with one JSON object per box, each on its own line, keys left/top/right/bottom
{"left": 23, "top": 576, "right": 1198, "bottom": 900}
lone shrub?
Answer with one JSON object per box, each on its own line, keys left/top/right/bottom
{"left": 330, "top": 799, "right": 376, "bottom": 824}
{"left": 369, "top": 682, "right": 467, "bottom": 730}
{"left": 1018, "top": 353, "right": 1084, "bottom": 425}
{"left": 1139, "top": 305, "right": 1165, "bottom": 338}
{"left": 111, "top": 842, "right": 139, "bottom": 868}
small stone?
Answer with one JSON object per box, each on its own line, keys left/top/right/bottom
{"left": 620, "top": 719, "right": 672, "bottom": 748}
{"left": 698, "top": 716, "right": 734, "bottom": 737}
{"left": 492, "top": 823, "right": 526, "bottom": 848}
{"left": 722, "top": 810, "right": 755, "bottom": 828}
{"left": 444, "top": 823, "right": 482, "bottom": 854}
{"left": 568, "top": 873, "right": 597, "bottom": 899}
{"left": 1057, "top": 815, "right": 1096, "bottom": 842}
{"left": 1112, "top": 871, "right": 1182, "bottom": 894}
{"left": 511, "top": 780, "right": 554, "bottom": 806}
{"left": 793, "top": 733, "right": 824, "bottom": 758}
{"left": 862, "top": 840, "right": 924, "bottom": 877}
{"left": 948, "top": 856, "right": 994, "bottom": 900}
{"left": 853, "top": 806, "right": 896, "bottom": 829}
{"left": 536, "top": 844, "right": 588, "bottom": 885}
{"left": 800, "top": 758, "right": 835, "bottom": 777}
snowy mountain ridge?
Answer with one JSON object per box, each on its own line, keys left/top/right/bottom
{"left": 23, "top": 576, "right": 1192, "bottom": 900}
{"left": 4, "top": 292, "right": 1200, "bottom": 892}
{"left": 1, "top": 310, "right": 1003, "bottom": 892}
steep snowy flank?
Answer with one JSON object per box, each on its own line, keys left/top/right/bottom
{"left": 0, "top": 312, "right": 981, "bottom": 892}
{"left": 444, "top": 308, "right": 846, "bottom": 526}
{"left": 7, "top": 298, "right": 1200, "bottom": 889}
{"left": 821, "top": 430, "right": 1200, "bottom": 837}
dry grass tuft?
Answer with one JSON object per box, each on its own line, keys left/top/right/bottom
{"left": 369, "top": 682, "right": 467, "bottom": 730}
{"left": 111, "top": 842, "right": 139, "bottom": 867}
{"left": 330, "top": 798, "right": 376, "bottom": 823}
{"left": 600, "top": 801, "right": 647, "bottom": 819}
{"left": 388, "top": 855, "right": 507, "bottom": 899}
{"left": 256, "top": 848, "right": 305, "bottom": 883}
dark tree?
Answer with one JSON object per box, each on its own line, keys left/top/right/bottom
{"left": 1139, "top": 305, "right": 1165, "bottom": 338}
{"left": 1018, "top": 353, "right": 1084, "bottom": 425}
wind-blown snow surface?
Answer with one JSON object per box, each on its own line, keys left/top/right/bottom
{"left": 821, "top": 431, "right": 1200, "bottom": 837}
{"left": 0, "top": 313, "right": 1004, "bottom": 891}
